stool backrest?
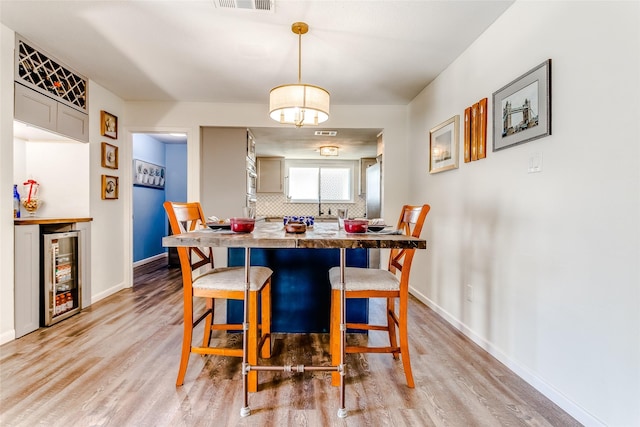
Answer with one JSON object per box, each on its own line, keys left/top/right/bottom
{"left": 388, "top": 204, "right": 431, "bottom": 284}
{"left": 163, "top": 201, "right": 214, "bottom": 273}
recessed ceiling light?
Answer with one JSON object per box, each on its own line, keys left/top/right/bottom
{"left": 319, "top": 146, "right": 339, "bottom": 156}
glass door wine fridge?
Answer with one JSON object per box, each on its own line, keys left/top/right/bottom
{"left": 42, "top": 231, "right": 82, "bottom": 326}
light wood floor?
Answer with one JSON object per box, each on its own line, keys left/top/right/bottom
{"left": 1, "top": 259, "right": 580, "bottom": 426}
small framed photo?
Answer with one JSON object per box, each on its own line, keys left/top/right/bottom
{"left": 493, "top": 59, "right": 551, "bottom": 151}
{"left": 101, "top": 175, "right": 119, "bottom": 200}
{"left": 100, "top": 110, "right": 118, "bottom": 139}
{"left": 429, "top": 115, "right": 460, "bottom": 174}
{"left": 133, "top": 159, "right": 165, "bottom": 189}
{"left": 101, "top": 142, "right": 118, "bottom": 169}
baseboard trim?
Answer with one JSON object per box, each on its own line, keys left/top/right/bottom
{"left": 91, "top": 282, "right": 126, "bottom": 305}
{"left": 133, "top": 253, "right": 167, "bottom": 268}
{"left": 409, "top": 286, "right": 604, "bottom": 427}
{"left": 0, "top": 329, "right": 16, "bottom": 345}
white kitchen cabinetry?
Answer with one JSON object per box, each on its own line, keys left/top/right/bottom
{"left": 257, "top": 157, "right": 285, "bottom": 193}
{"left": 200, "top": 127, "right": 255, "bottom": 219}
{"left": 14, "top": 83, "right": 89, "bottom": 142}
{"left": 14, "top": 36, "right": 89, "bottom": 142}
{"left": 359, "top": 157, "right": 377, "bottom": 195}
{"left": 14, "top": 224, "right": 40, "bottom": 338}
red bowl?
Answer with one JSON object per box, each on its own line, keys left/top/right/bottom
{"left": 344, "top": 219, "right": 368, "bottom": 233}
{"left": 230, "top": 217, "right": 255, "bottom": 233}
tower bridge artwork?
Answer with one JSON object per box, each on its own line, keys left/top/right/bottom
{"left": 501, "top": 81, "right": 539, "bottom": 137}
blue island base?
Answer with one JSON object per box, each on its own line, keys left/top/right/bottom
{"left": 227, "top": 248, "right": 369, "bottom": 333}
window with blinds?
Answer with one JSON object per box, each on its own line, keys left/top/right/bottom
{"left": 286, "top": 160, "right": 355, "bottom": 203}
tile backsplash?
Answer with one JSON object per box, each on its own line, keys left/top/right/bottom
{"left": 257, "top": 193, "right": 366, "bottom": 218}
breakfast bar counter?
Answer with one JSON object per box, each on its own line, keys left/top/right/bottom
{"left": 163, "top": 221, "right": 426, "bottom": 250}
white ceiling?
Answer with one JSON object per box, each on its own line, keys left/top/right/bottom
{"left": 2, "top": 0, "right": 514, "bottom": 158}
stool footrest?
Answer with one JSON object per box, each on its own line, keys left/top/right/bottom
{"left": 249, "top": 364, "right": 340, "bottom": 373}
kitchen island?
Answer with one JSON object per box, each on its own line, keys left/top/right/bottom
{"left": 227, "top": 246, "right": 368, "bottom": 333}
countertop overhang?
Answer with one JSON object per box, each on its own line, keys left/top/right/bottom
{"left": 163, "top": 222, "right": 426, "bottom": 250}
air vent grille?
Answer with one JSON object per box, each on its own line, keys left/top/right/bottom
{"left": 213, "top": 0, "right": 274, "bottom": 12}
{"left": 315, "top": 131, "right": 338, "bottom": 137}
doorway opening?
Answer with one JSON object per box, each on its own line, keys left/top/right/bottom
{"left": 132, "top": 132, "right": 187, "bottom": 277}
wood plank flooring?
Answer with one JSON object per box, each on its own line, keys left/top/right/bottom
{"left": 0, "top": 259, "right": 581, "bottom": 426}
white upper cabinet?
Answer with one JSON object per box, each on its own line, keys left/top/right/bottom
{"left": 14, "top": 35, "right": 89, "bottom": 142}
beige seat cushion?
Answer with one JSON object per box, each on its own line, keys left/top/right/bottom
{"left": 329, "top": 266, "right": 399, "bottom": 291}
{"left": 193, "top": 266, "right": 272, "bottom": 291}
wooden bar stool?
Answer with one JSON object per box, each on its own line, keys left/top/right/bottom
{"left": 329, "top": 204, "right": 430, "bottom": 387}
{"left": 163, "top": 201, "right": 272, "bottom": 392}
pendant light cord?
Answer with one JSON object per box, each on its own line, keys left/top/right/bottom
{"left": 297, "top": 30, "right": 302, "bottom": 83}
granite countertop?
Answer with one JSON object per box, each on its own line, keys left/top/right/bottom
{"left": 163, "top": 222, "right": 426, "bottom": 250}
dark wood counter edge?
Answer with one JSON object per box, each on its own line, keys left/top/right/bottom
{"left": 15, "top": 217, "right": 93, "bottom": 225}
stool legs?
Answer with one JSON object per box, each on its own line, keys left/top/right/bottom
{"left": 330, "top": 289, "right": 341, "bottom": 386}
{"left": 260, "top": 280, "right": 272, "bottom": 358}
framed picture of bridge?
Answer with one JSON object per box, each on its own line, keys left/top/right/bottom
{"left": 492, "top": 59, "right": 551, "bottom": 151}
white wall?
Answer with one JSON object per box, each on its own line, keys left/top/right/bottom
{"left": 87, "top": 82, "right": 127, "bottom": 303}
{"left": 406, "top": 2, "right": 639, "bottom": 426}
{"left": 13, "top": 140, "right": 90, "bottom": 218}
{"left": 0, "top": 25, "right": 16, "bottom": 344}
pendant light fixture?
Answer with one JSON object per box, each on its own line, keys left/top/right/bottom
{"left": 269, "top": 22, "right": 330, "bottom": 127}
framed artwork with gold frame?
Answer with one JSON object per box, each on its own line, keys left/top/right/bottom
{"left": 464, "top": 98, "right": 488, "bottom": 162}
{"left": 476, "top": 98, "right": 488, "bottom": 159}
{"left": 101, "top": 175, "right": 119, "bottom": 200}
{"left": 429, "top": 115, "right": 459, "bottom": 174}
{"left": 100, "top": 110, "right": 118, "bottom": 139}
{"left": 101, "top": 142, "right": 118, "bottom": 169}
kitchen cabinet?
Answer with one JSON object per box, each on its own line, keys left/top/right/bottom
{"left": 257, "top": 156, "right": 284, "bottom": 193}
{"left": 14, "top": 224, "right": 39, "bottom": 338}
{"left": 200, "top": 127, "right": 255, "bottom": 220}
{"left": 359, "top": 157, "right": 377, "bottom": 195}
{"left": 14, "top": 83, "right": 89, "bottom": 142}
{"left": 14, "top": 36, "right": 89, "bottom": 142}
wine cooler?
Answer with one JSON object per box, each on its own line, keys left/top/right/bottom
{"left": 42, "top": 231, "right": 82, "bottom": 326}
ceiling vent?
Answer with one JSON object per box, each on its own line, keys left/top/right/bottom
{"left": 213, "top": 0, "right": 274, "bottom": 12}
{"left": 315, "top": 130, "right": 337, "bottom": 137}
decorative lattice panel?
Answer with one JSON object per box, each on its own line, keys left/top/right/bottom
{"left": 16, "top": 37, "right": 87, "bottom": 111}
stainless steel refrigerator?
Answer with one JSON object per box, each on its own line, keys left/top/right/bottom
{"left": 365, "top": 157, "right": 382, "bottom": 268}
{"left": 366, "top": 157, "right": 382, "bottom": 219}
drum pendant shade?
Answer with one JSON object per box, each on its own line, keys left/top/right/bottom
{"left": 269, "top": 22, "right": 330, "bottom": 127}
